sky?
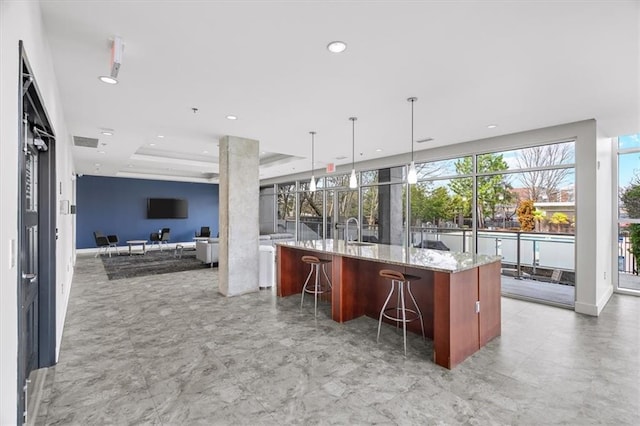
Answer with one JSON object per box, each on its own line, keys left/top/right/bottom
{"left": 619, "top": 133, "right": 640, "bottom": 188}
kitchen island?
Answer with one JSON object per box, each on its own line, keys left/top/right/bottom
{"left": 276, "top": 239, "right": 502, "bottom": 369}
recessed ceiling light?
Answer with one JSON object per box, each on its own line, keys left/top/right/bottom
{"left": 487, "top": 124, "right": 498, "bottom": 129}
{"left": 226, "top": 115, "right": 237, "bottom": 120}
{"left": 149, "top": 143, "right": 156, "bottom": 147}
{"left": 101, "top": 131, "right": 113, "bottom": 136}
{"left": 98, "top": 76, "right": 118, "bottom": 84}
{"left": 375, "top": 148, "right": 383, "bottom": 152}
{"left": 157, "top": 135, "right": 164, "bottom": 138}
{"left": 327, "top": 41, "right": 347, "bottom": 53}
{"left": 203, "top": 150, "right": 209, "bottom": 154}
{"left": 94, "top": 163, "right": 101, "bottom": 167}
{"left": 98, "top": 150, "right": 106, "bottom": 154}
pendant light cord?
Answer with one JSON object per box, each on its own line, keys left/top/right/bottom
{"left": 349, "top": 117, "right": 357, "bottom": 170}
{"left": 411, "top": 99, "right": 414, "bottom": 162}
{"left": 408, "top": 97, "right": 417, "bottom": 163}
{"left": 352, "top": 119, "right": 355, "bottom": 169}
{"left": 310, "top": 131, "right": 315, "bottom": 174}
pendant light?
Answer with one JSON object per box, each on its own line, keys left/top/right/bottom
{"left": 407, "top": 97, "right": 418, "bottom": 184}
{"left": 309, "top": 131, "right": 317, "bottom": 192}
{"left": 349, "top": 117, "right": 358, "bottom": 189}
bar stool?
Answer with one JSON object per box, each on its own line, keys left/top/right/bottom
{"left": 300, "top": 255, "right": 332, "bottom": 317}
{"left": 377, "top": 269, "right": 425, "bottom": 356}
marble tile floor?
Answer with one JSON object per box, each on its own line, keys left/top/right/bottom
{"left": 35, "top": 254, "right": 640, "bottom": 425}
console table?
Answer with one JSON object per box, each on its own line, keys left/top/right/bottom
{"left": 276, "top": 239, "right": 502, "bottom": 369}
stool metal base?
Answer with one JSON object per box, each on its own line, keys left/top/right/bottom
{"left": 377, "top": 270, "right": 425, "bottom": 356}
{"left": 300, "top": 256, "right": 332, "bottom": 317}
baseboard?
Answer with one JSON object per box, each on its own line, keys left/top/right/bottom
{"left": 77, "top": 241, "right": 196, "bottom": 255}
{"left": 596, "top": 285, "right": 614, "bottom": 314}
{"left": 574, "top": 285, "right": 613, "bottom": 316}
{"left": 218, "top": 286, "right": 260, "bottom": 297}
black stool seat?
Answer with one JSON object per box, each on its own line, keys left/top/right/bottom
{"left": 377, "top": 269, "right": 425, "bottom": 356}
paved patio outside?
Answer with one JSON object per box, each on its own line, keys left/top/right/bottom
{"left": 501, "top": 275, "right": 575, "bottom": 308}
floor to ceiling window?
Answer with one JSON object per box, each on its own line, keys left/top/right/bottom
{"left": 409, "top": 156, "right": 473, "bottom": 252}
{"left": 276, "top": 182, "right": 296, "bottom": 235}
{"left": 617, "top": 133, "right": 640, "bottom": 293}
{"left": 359, "top": 167, "right": 405, "bottom": 245}
{"left": 265, "top": 139, "right": 577, "bottom": 308}
{"left": 474, "top": 142, "right": 576, "bottom": 307}
{"left": 298, "top": 180, "right": 323, "bottom": 240}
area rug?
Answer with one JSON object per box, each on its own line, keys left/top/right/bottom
{"left": 100, "top": 249, "right": 215, "bottom": 280}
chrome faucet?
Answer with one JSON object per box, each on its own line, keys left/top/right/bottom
{"left": 345, "top": 217, "right": 360, "bottom": 243}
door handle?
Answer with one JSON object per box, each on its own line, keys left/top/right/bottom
{"left": 22, "top": 272, "right": 37, "bottom": 282}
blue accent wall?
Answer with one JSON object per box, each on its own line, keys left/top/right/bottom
{"left": 76, "top": 176, "right": 218, "bottom": 249}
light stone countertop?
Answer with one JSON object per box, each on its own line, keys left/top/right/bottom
{"left": 276, "top": 239, "right": 501, "bottom": 273}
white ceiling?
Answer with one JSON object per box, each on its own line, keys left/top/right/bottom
{"left": 40, "top": 0, "right": 639, "bottom": 184}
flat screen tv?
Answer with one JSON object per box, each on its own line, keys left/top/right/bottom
{"left": 147, "top": 198, "right": 188, "bottom": 219}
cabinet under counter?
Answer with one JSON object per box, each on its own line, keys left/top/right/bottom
{"left": 276, "top": 239, "right": 502, "bottom": 369}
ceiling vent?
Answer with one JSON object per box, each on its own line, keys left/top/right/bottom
{"left": 416, "top": 137, "right": 434, "bottom": 144}
{"left": 259, "top": 153, "right": 303, "bottom": 168}
{"left": 73, "top": 136, "right": 99, "bottom": 148}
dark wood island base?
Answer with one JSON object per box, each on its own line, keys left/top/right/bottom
{"left": 277, "top": 241, "right": 501, "bottom": 369}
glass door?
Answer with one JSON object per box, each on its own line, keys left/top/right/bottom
{"left": 617, "top": 135, "right": 640, "bottom": 293}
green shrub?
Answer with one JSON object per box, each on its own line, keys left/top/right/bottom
{"left": 629, "top": 224, "right": 640, "bottom": 274}
{"left": 621, "top": 179, "right": 640, "bottom": 273}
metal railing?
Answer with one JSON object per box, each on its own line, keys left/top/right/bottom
{"left": 282, "top": 219, "right": 640, "bottom": 284}
{"left": 618, "top": 235, "right": 638, "bottom": 275}
{"left": 408, "top": 226, "right": 577, "bottom": 284}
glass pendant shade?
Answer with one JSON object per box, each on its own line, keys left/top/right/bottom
{"left": 309, "top": 176, "right": 316, "bottom": 192}
{"left": 349, "top": 169, "right": 357, "bottom": 188}
{"left": 407, "top": 161, "right": 418, "bottom": 184}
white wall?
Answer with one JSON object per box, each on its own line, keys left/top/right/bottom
{"left": 0, "top": 1, "right": 75, "bottom": 423}
{"left": 573, "top": 124, "right": 614, "bottom": 315}
{"left": 592, "top": 133, "right": 614, "bottom": 311}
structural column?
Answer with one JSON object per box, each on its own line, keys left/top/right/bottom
{"left": 219, "top": 136, "right": 259, "bottom": 296}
